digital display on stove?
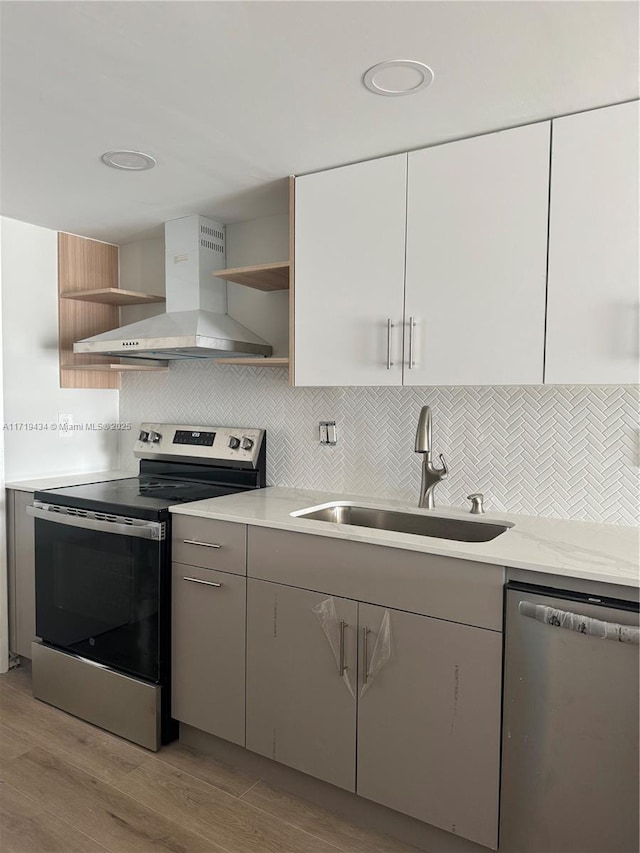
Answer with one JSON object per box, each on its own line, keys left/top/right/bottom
{"left": 172, "top": 430, "right": 216, "bottom": 447}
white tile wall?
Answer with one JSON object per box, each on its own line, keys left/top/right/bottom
{"left": 119, "top": 363, "right": 640, "bottom": 526}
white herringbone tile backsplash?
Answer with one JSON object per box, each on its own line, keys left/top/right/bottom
{"left": 120, "top": 363, "right": 640, "bottom": 525}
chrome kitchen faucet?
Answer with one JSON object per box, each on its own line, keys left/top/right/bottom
{"left": 415, "top": 406, "right": 448, "bottom": 509}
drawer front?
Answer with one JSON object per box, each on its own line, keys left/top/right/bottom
{"left": 172, "top": 516, "right": 246, "bottom": 575}
{"left": 248, "top": 526, "right": 504, "bottom": 631}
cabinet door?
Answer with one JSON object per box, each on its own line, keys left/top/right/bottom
{"left": 294, "top": 154, "right": 407, "bottom": 386}
{"left": 545, "top": 101, "right": 639, "bottom": 384}
{"left": 404, "top": 122, "right": 550, "bottom": 385}
{"left": 8, "top": 490, "right": 37, "bottom": 658}
{"left": 357, "top": 603, "right": 502, "bottom": 850}
{"left": 171, "top": 563, "right": 246, "bottom": 746}
{"left": 246, "top": 579, "right": 358, "bottom": 790}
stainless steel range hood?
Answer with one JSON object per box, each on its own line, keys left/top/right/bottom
{"left": 74, "top": 215, "right": 272, "bottom": 361}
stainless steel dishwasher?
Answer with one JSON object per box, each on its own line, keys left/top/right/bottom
{"left": 500, "top": 581, "right": 639, "bottom": 853}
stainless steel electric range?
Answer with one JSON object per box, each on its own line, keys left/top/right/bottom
{"left": 28, "top": 423, "right": 266, "bottom": 751}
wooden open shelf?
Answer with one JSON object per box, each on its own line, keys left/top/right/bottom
{"left": 61, "top": 288, "right": 165, "bottom": 306}
{"left": 214, "top": 177, "right": 295, "bottom": 379}
{"left": 58, "top": 233, "right": 169, "bottom": 388}
{"left": 215, "top": 262, "right": 290, "bottom": 292}
{"left": 213, "top": 357, "right": 289, "bottom": 367}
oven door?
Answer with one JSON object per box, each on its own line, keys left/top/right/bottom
{"left": 29, "top": 502, "right": 166, "bottom": 683}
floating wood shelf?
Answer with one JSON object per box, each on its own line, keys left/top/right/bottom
{"left": 215, "top": 262, "right": 290, "bottom": 292}
{"left": 61, "top": 362, "right": 168, "bottom": 373}
{"left": 61, "top": 288, "right": 165, "bottom": 306}
{"left": 213, "top": 357, "right": 289, "bottom": 368}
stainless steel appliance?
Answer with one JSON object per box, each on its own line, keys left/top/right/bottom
{"left": 29, "top": 423, "right": 266, "bottom": 751}
{"left": 501, "top": 581, "right": 639, "bottom": 853}
{"left": 74, "top": 216, "right": 272, "bottom": 360}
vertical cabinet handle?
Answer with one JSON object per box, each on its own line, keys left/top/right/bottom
{"left": 408, "top": 316, "right": 416, "bottom": 369}
{"left": 386, "top": 319, "right": 394, "bottom": 369}
{"left": 361, "top": 626, "right": 369, "bottom": 685}
{"left": 338, "top": 620, "right": 347, "bottom": 676}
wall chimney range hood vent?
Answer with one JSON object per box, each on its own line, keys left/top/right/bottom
{"left": 74, "top": 215, "right": 273, "bottom": 361}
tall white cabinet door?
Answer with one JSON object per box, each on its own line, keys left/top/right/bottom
{"left": 294, "top": 155, "right": 407, "bottom": 386}
{"left": 545, "top": 101, "right": 639, "bottom": 384}
{"left": 404, "top": 123, "right": 550, "bottom": 386}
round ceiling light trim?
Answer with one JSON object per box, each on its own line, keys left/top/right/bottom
{"left": 363, "top": 60, "right": 434, "bottom": 96}
{"left": 101, "top": 150, "right": 157, "bottom": 171}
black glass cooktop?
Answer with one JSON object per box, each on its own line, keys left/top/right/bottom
{"left": 36, "top": 476, "right": 244, "bottom": 521}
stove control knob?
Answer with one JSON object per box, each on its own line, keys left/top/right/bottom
{"left": 228, "top": 436, "right": 241, "bottom": 450}
{"left": 138, "top": 430, "right": 150, "bottom": 443}
{"left": 149, "top": 431, "right": 162, "bottom": 444}
{"left": 241, "top": 437, "right": 254, "bottom": 451}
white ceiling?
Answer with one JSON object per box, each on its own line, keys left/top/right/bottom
{"left": 1, "top": 1, "right": 637, "bottom": 244}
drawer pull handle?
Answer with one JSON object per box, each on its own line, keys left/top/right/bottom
{"left": 183, "top": 576, "right": 222, "bottom": 588}
{"left": 183, "top": 539, "right": 222, "bottom": 549}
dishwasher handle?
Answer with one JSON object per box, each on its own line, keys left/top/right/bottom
{"left": 518, "top": 600, "right": 639, "bottom": 645}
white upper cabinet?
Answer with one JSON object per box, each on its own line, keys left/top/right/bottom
{"left": 294, "top": 155, "right": 407, "bottom": 386}
{"left": 294, "top": 125, "right": 550, "bottom": 387}
{"left": 404, "top": 122, "right": 550, "bottom": 386}
{"left": 545, "top": 101, "right": 639, "bottom": 384}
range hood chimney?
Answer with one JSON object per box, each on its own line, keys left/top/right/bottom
{"left": 73, "top": 215, "right": 273, "bottom": 361}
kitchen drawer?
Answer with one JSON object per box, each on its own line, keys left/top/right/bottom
{"left": 172, "top": 516, "right": 247, "bottom": 575}
{"left": 247, "top": 526, "right": 504, "bottom": 631}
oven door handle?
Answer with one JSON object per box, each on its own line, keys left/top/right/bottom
{"left": 27, "top": 504, "right": 165, "bottom": 540}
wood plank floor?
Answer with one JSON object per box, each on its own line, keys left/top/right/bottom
{"left": 0, "top": 666, "right": 421, "bottom": 853}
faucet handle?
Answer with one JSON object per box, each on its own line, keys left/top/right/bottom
{"left": 437, "top": 453, "right": 448, "bottom": 476}
{"left": 467, "top": 493, "right": 485, "bottom": 514}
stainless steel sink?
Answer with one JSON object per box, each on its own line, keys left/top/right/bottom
{"left": 291, "top": 502, "right": 511, "bottom": 542}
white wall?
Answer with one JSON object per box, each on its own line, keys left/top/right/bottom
{"left": 0, "top": 221, "right": 8, "bottom": 671}
{"left": 226, "top": 214, "right": 290, "bottom": 356}
{"left": 119, "top": 236, "right": 166, "bottom": 326}
{"left": 1, "top": 217, "right": 120, "bottom": 480}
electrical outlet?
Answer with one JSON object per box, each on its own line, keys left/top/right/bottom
{"left": 319, "top": 421, "right": 337, "bottom": 445}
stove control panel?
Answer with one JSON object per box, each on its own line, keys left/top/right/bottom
{"left": 135, "top": 423, "right": 265, "bottom": 468}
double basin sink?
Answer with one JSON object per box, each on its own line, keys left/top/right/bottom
{"left": 291, "top": 502, "right": 511, "bottom": 543}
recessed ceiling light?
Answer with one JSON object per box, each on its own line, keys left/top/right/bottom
{"left": 363, "top": 60, "right": 434, "bottom": 97}
{"left": 101, "top": 150, "right": 156, "bottom": 171}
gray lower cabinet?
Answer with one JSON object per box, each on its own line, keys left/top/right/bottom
{"left": 357, "top": 602, "right": 502, "bottom": 850}
{"left": 246, "top": 579, "right": 358, "bottom": 791}
{"left": 6, "top": 489, "right": 36, "bottom": 658}
{"left": 171, "top": 562, "right": 246, "bottom": 746}
{"left": 245, "top": 576, "right": 502, "bottom": 848}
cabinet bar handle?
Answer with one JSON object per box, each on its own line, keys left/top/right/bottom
{"left": 361, "top": 626, "right": 370, "bottom": 685}
{"left": 183, "top": 539, "right": 222, "bottom": 549}
{"left": 338, "top": 620, "right": 347, "bottom": 676}
{"left": 183, "top": 576, "right": 222, "bottom": 588}
{"left": 408, "top": 317, "right": 416, "bottom": 369}
{"left": 386, "top": 319, "right": 394, "bottom": 369}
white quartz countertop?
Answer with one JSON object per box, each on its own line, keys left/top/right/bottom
{"left": 5, "top": 470, "right": 134, "bottom": 492}
{"left": 171, "top": 486, "right": 640, "bottom": 588}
